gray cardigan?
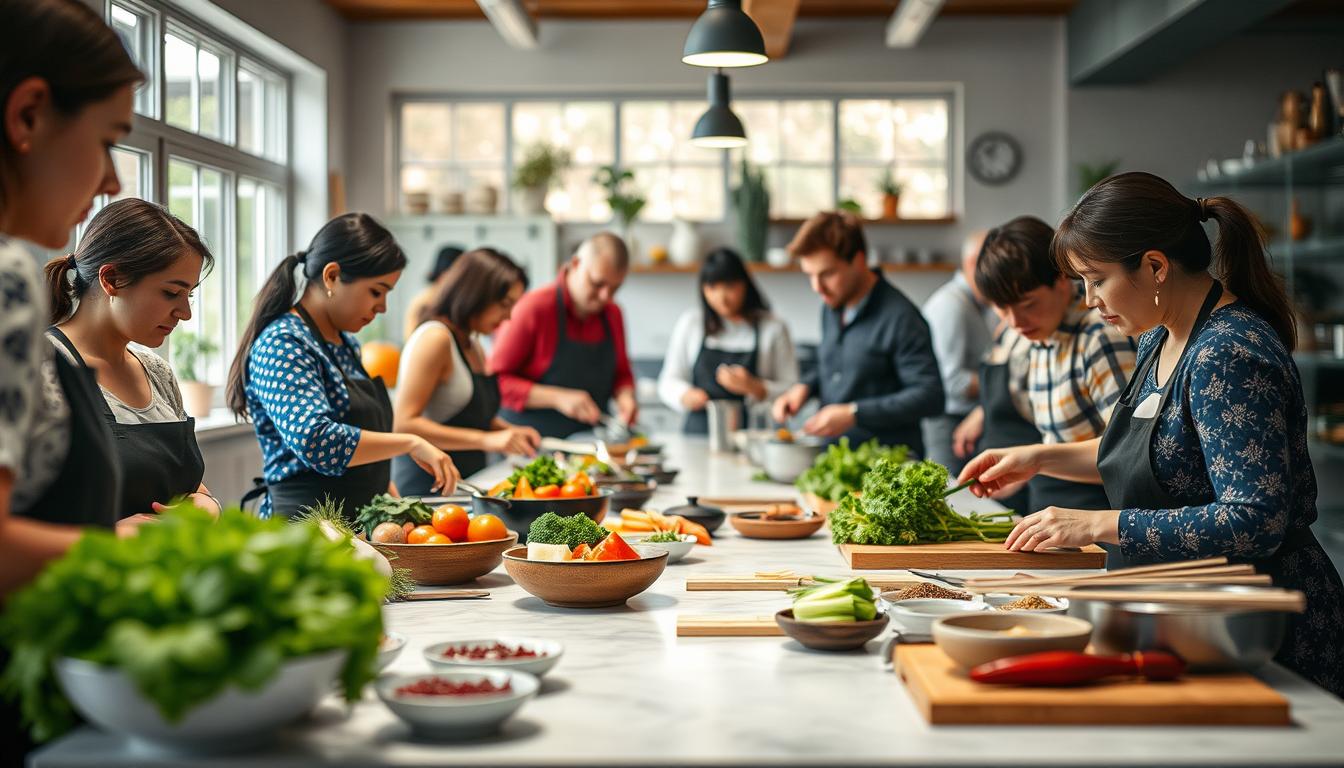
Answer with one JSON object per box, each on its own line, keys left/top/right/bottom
{"left": 801, "top": 274, "right": 945, "bottom": 456}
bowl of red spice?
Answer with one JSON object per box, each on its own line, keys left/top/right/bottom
{"left": 375, "top": 670, "right": 539, "bottom": 738}
{"left": 423, "top": 637, "right": 563, "bottom": 678}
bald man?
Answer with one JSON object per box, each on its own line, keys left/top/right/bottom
{"left": 919, "top": 230, "right": 997, "bottom": 473}
{"left": 490, "top": 232, "right": 638, "bottom": 438}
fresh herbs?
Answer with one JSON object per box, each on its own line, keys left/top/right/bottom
{"left": 828, "top": 459, "right": 1016, "bottom": 546}
{"left": 354, "top": 494, "right": 433, "bottom": 538}
{"left": 789, "top": 577, "right": 877, "bottom": 623}
{"left": 794, "top": 438, "right": 910, "bottom": 501}
{"left": 0, "top": 506, "right": 388, "bottom": 742}
{"left": 639, "top": 530, "right": 683, "bottom": 543}
{"left": 526, "top": 512, "right": 608, "bottom": 549}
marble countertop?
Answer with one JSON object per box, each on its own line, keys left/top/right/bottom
{"left": 31, "top": 436, "right": 1344, "bottom": 767}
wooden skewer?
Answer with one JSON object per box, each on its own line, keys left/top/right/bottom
{"left": 1004, "top": 587, "right": 1305, "bottom": 612}
{"left": 402, "top": 589, "right": 491, "bottom": 601}
{"left": 966, "top": 563, "right": 1256, "bottom": 590}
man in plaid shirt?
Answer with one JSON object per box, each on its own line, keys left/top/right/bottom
{"left": 969, "top": 215, "right": 1136, "bottom": 514}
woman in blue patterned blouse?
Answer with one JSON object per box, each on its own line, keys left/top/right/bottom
{"left": 960, "top": 172, "right": 1344, "bottom": 697}
{"left": 226, "top": 213, "right": 458, "bottom": 520}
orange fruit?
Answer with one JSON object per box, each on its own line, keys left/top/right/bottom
{"left": 432, "top": 505, "right": 470, "bottom": 541}
{"left": 467, "top": 514, "right": 508, "bottom": 542}
{"left": 423, "top": 532, "right": 452, "bottom": 544}
{"left": 407, "top": 524, "right": 436, "bottom": 545}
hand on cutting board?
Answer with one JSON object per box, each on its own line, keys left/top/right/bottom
{"left": 1004, "top": 507, "right": 1119, "bottom": 551}
{"left": 958, "top": 446, "right": 1040, "bottom": 498}
{"left": 802, "top": 403, "right": 856, "bottom": 439}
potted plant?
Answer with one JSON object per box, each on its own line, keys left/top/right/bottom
{"left": 878, "top": 168, "right": 902, "bottom": 219}
{"left": 594, "top": 165, "right": 646, "bottom": 248}
{"left": 172, "top": 330, "right": 218, "bottom": 418}
{"left": 837, "top": 197, "right": 863, "bottom": 215}
{"left": 512, "top": 143, "right": 570, "bottom": 216}
{"left": 1076, "top": 159, "right": 1120, "bottom": 198}
{"left": 732, "top": 157, "right": 770, "bottom": 262}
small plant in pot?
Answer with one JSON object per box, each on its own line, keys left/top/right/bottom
{"left": 878, "top": 168, "right": 902, "bottom": 219}
{"left": 512, "top": 143, "right": 570, "bottom": 216}
{"left": 732, "top": 157, "right": 770, "bottom": 262}
{"left": 594, "top": 165, "right": 646, "bottom": 251}
{"left": 172, "top": 329, "right": 218, "bottom": 418}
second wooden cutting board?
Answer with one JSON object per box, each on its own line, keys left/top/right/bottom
{"left": 839, "top": 542, "right": 1107, "bottom": 570}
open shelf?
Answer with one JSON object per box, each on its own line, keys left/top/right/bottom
{"left": 1190, "top": 136, "right": 1344, "bottom": 190}
{"left": 768, "top": 215, "right": 957, "bottom": 227}
{"left": 1272, "top": 236, "right": 1344, "bottom": 263}
{"left": 629, "top": 262, "right": 956, "bottom": 275}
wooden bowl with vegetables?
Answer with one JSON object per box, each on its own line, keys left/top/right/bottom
{"left": 473, "top": 457, "right": 612, "bottom": 543}
{"left": 358, "top": 495, "right": 518, "bottom": 586}
{"left": 776, "top": 576, "right": 889, "bottom": 651}
{"left": 501, "top": 513, "right": 669, "bottom": 607}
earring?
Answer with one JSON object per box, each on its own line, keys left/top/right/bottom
{"left": 1154, "top": 286, "right": 1160, "bottom": 307}
{"left": 326, "top": 289, "right": 334, "bottom": 298}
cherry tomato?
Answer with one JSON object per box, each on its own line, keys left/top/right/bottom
{"left": 407, "top": 525, "right": 437, "bottom": 545}
{"left": 533, "top": 484, "right": 561, "bottom": 499}
{"left": 432, "top": 505, "right": 470, "bottom": 541}
{"left": 560, "top": 482, "right": 587, "bottom": 498}
{"left": 467, "top": 514, "right": 508, "bottom": 542}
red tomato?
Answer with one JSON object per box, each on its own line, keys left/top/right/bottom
{"left": 560, "top": 482, "right": 587, "bottom": 498}
{"left": 570, "top": 542, "right": 591, "bottom": 560}
{"left": 432, "top": 505, "right": 470, "bottom": 541}
{"left": 424, "top": 532, "right": 452, "bottom": 544}
{"left": 467, "top": 514, "right": 508, "bottom": 542}
{"left": 533, "top": 484, "right": 561, "bottom": 498}
{"left": 589, "top": 531, "right": 640, "bottom": 561}
{"left": 407, "top": 525, "right": 437, "bottom": 545}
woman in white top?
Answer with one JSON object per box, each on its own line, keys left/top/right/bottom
{"left": 658, "top": 247, "right": 798, "bottom": 434}
{"left": 44, "top": 198, "right": 219, "bottom": 524}
{"left": 393, "top": 247, "right": 541, "bottom": 491}
{"left": 402, "top": 243, "right": 463, "bottom": 342}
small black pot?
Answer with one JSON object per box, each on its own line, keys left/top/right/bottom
{"left": 470, "top": 488, "right": 612, "bottom": 544}
{"left": 662, "top": 495, "right": 726, "bottom": 535}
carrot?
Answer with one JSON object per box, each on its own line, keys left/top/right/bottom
{"left": 669, "top": 515, "right": 711, "bottom": 546}
{"left": 620, "top": 509, "right": 651, "bottom": 523}
{"left": 514, "top": 476, "right": 535, "bottom": 499}
{"left": 487, "top": 479, "right": 513, "bottom": 496}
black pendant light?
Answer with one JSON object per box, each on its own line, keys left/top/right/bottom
{"left": 682, "top": 0, "right": 768, "bottom": 69}
{"left": 691, "top": 70, "right": 748, "bottom": 149}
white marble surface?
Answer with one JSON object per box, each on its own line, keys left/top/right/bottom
{"left": 31, "top": 436, "right": 1344, "bottom": 767}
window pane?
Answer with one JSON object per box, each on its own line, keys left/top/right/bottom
{"left": 548, "top": 167, "right": 610, "bottom": 223}
{"left": 456, "top": 103, "right": 505, "bottom": 163}
{"left": 402, "top": 103, "right": 452, "bottom": 162}
{"left": 839, "top": 99, "right": 890, "bottom": 162}
{"left": 111, "top": 3, "right": 154, "bottom": 117}
{"left": 621, "top": 102, "right": 672, "bottom": 163}
{"left": 839, "top": 97, "right": 951, "bottom": 217}
{"left": 238, "top": 178, "right": 284, "bottom": 339}
{"left": 776, "top": 166, "right": 832, "bottom": 220}
{"left": 780, "top": 100, "right": 833, "bottom": 163}
{"left": 736, "top": 101, "right": 780, "bottom": 165}
{"left": 239, "top": 62, "right": 287, "bottom": 162}
{"left": 621, "top": 100, "right": 722, "bottom": 223}
{"left": 514, "top": 101, "right": 614, "bottom": 165}
{"left": 892, "top": 99, "right": 947, "bottom": 162}
{"left": 165, "top": 33, "right": 196, "bottom": 131}
{"left": 198, "top": 48, "right": 222, "bottom": 140}
{"left": 671, "top": 166, "right": 723, "bottom": 221}
{"left": 670, "top": 101, "right": 717, "bottom": 163}
{"left": 168, "top": 158, "right": 229, "bottom": 385}
{"left": 110, "top": 147, "right": 147, "bottom": 203}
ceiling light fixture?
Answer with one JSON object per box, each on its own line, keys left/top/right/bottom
{"left": 682, "top": 0, "right": 768, "bottom": 69}
{"left": 690, "top": 70, "right": 748, "bottom": 149}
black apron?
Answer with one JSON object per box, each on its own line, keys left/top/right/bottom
{"left": 3, "top": 341, "right": 120, "bottom": 767}
{"left": 683, "top": 322, "right": 760, "bottom": 435}
{"left": 46, "top": 329, "right": 204, "bottom": 519}
{"left": 265, "top": 306, "right": 393, "bottom": 521}
{"left": 500, "top": 288, "right": 617, "bottom": 439}
{"left": 393, "top": 331, "right": 500, "bottom": 492}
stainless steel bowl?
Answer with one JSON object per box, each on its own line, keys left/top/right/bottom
{"left": 761, "top": 439, "right": 825, "bottom": 484}
{"left": 1066, "top": 584, "right": 1287, "bottom": 672}
{"left": 745, "top": 430, "right": 773, "bottom": 467}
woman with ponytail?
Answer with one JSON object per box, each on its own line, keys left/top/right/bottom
{"left": 227, "top": 213, "right": 458, "bottom": 520}
{"left": 44, "top": 198, "right": 219, "bottom": 525}
{"left": 959, "top": 172, "right": 1344, "bottom": 696}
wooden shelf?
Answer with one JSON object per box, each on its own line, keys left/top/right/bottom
{"left": 630, "top": 262, "right": 956, "bottom": 275}
{"left": 768, "top": 215, "right": 958, "bottom": 227}
{"left": 1272, "top": 236, "right": 1344, "bottom": 263}
{"left": 1189, "top": 136, "right": 1344, "bottom": 190}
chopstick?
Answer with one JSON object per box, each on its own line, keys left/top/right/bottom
{"left": 1010, "top": 587, "right": 1306, "bottom": 613}
{"left": 965, "top": 562, "right": 1256, "bottom": 590}
{"left": 402, "top": 589, "right": 491, "bottom": 601}
{"left": 964, "top": 557, "right": 1232, "bottom": 589}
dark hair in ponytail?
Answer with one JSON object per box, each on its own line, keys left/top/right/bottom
{"left": 1052, "top": 171, "right": 1294, "bottom": 350}
{"left": 43, "top": 198, "right": 212, "bottom": 323}
{"left": 0, "top": 0, "right": 144, "bottom": 214}
{"left": 226, "top": 212, "right": 407, "bottom": 416}
{"left": 698, "top": 247, "right": 769, "bottom": 337}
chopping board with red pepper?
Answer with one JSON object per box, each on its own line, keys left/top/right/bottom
{"left": 893, "top": 644, "right": 1290, "bottom": 726}
{"left": 840, "top": 541, "right": 1108, "bottom": 570}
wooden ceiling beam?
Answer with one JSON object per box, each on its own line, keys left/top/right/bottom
{"left": 320, "top": 0, "right": 1073, "bottom": 22}
{"left": 743, "top": 0, "right": 802, "bottom": 59}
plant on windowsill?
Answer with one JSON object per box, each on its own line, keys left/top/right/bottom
{"left": 732, "top": 157, "right": 770, "bottom": 262}
{"left": 878, "top": 168, "right": 903, "bottom": 219}
{"left": 837, "top": 197, "right": 864, "bottom": 215}
{"left": 512, "top": 143, "right": 570, "bottom": 216}
{"left": 594, "top": 165, "right": 646, "bottom": 251}
{"left": 172, "top": 330, "right": 218, "bottom": 419}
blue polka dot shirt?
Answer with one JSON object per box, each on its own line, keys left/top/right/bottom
{"left": 245, "top": 313, "right": 367, "bottom": 518}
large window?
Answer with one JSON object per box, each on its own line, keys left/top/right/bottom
{"left": 81, "top": 0, "right": 292, "bottom": 394}
{"left": 394, "top": 93, "right": 954, "bottom": 223}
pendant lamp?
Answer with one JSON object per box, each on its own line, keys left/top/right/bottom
{"left": 682, "top": 0, "right": 768, "bottom": 69}
{"left": 691, "top": 70, "right": 748, "bottom": 149}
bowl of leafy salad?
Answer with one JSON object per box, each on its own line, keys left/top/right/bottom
{"left": 473, "top": 456, "right": 611, "bottom": 543}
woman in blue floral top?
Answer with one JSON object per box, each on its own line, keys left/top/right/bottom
{"left": 226, "top": 213, "right": 458, "bottom": 519}
{"left": 960, "top": 172, "right": 1344, "bottom": 697}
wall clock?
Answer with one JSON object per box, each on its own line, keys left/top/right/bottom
{"left": 968, "top": 131, "right": 1022, "bottom": 186}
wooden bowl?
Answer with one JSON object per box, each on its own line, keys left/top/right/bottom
{"left": 374, "top": 532, "right": 519, "bottom": 586}
{"left": 775, "top": 609, "right": 890, "bottom": 651}
{"left": 729, "top": 510, "right": 826, "bottom": 540}
{"left": 931, "top": 612, "right": 1092, "bottom": 669}
{"left": 501, "top": 546, "right": 669, "bottom": 608}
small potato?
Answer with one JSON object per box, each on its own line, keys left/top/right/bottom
{"left": 372, "top": 521, "right": 407, "bottom": 544}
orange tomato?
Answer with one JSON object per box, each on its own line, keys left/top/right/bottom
{"left": 423, "top": 532, "right": 452, "bottom": 544}
{"left": 407, "top": 525, "right": 436, "bottom": 545}
{"left": 559, "top": 482, "right": 587, "bottom": 498}
{"left": 533, "top": 484, "right": 561, "bottom": 498}
{"left": 467, "top": 514, "right": 508, "bottom": 542}
{"left": 360, "top": 342, "right": 401, "bottom": 388}
{"left": 432, "top": 505, "right": 470, "bottom": 541}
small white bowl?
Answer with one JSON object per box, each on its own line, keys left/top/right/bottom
{"left": 622, "top": 533, "right": 696, "bottom": 563}
{"left": 423, "top": 637, "right": 563, "bottom": 678}
{"left": 377, "top": 632, "right": 408, "bottom": 672}
{"left": 376, "top": 670, "right": 539, "bottom": 738}
{"left": 983, "top": 593, "right": 1069, "bottom": 614}
{"left": 887, "top": 598, "right": 988, "bottom": 635}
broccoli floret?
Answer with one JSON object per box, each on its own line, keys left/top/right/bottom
{"left": 526, "top": 512, "right": 607, "bottom": 548}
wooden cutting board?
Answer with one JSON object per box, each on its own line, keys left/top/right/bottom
{"left": 893, "top": 644, "right": 1290, "bottom": 726}
{"left": 676, "top": 615, "right": 784, "bottom": 637}
{"left": 800, "top": 492, "right": 841, "bottom": 517}
{"left": 840, "top": 542, "right": 1107, "bottom": 570}
{"left": 686, "top": 574, "right": 918, "bottom": 592}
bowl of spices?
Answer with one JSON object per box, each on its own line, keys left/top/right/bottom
{"left": 423, "top": 637, "right": 563, "bottom": 678}
{"left": 984, "top": 593, "right": 1069, "bottom": 614}
{"left": 376, "top": 671, "right": 539, "bottom": 738}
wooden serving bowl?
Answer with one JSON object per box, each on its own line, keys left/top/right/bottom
{"left": 501, "top": 546, "right": 669, "bottom": 608}
{"left": 729, "top": 510, "right": 826, "bottom": 540}
{"left": 374, "top": 532, "right": 519, "bottom": 586}
{"left": 775, "top": 609, "right": 890, "bottom": 651}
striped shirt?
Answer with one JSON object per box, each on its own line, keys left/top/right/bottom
{"left": 1011, "top": 287, "right": 1136, "bottom": 444}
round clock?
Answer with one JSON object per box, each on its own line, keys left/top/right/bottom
{"left": 968, "top": 131, "right": 1022, "bottom": 186}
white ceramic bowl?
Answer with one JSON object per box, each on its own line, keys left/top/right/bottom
{"left": 423, "top": 637, "right": 563, "bottom": 677}
{"left": 377, "top": 632, "right": 408, "bottom": 672}
{"left": 376, "top": 670, "right": 539, "bottom": 738}
{"left": 887, "top": 598, "right": 988, "bottom": 636}
{"left": 621, "top": 533, "right": 696, "bottom": 563}
{"left": 55, "top": 651, "right": 346, "bottom": 754}
{"left": 983, "top": 593, "right": 1069, "bottom": 615}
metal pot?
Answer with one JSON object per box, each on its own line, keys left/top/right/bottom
{"left": 469, "top": 488, "right": 612, "bottom": 544}
{"left": 761, "top": 439, "right": 825, "bottom": 484}
{"left": 1066, "top": 584, "right": 1287, "bottom": 672}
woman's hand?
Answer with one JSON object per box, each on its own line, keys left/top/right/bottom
{"left": 1004, "top": 507, "right": 1118, "bottom": 552}
{"left": 152, "top": 492, "right": 221, "bottom": 517}
{"left": 407, "top": 436, "right": 460, "bottom": 494}
{"left": 484, "top": 426, "right": 541, "bottom": 456}
{"left": 958, "top": 446, "right": 1041, "bottom": 498}
{"left": 116, "top": 513, "right": 158, "bottom": 537}
{"left": 715, "top": 365, "right": 765, "bottom": 400}
{"left": 952, "top": 407, "right": 985, "bottom": 459}
{"left": 681, "top": 387, "right": 710, "bottom": 412}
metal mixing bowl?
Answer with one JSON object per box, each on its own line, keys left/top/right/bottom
{"left": 761, "top": 439, "right": 826, "bottom": 484}
{"left": 1066, "top": 584, "right": 1287, "bottom": 672}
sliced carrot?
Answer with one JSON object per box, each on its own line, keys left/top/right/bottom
{"left": 514, "top": 476, "right": 535, "bottom": 499}
{"left": 488, "top": 479, "right": 513, "bottom": 497}
{"left": 669, "top": 515, "right": 711, "bottom": 546}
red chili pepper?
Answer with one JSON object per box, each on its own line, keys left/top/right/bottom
{"left": 969, "top": 650, "right": 1185, "bottom": 686}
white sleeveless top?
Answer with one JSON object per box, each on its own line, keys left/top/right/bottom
{"left": 400, "top": 320, "right": 476, "bottom": 423}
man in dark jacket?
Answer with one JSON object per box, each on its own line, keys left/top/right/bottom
{"left": 771, "top": 211, "right": 944, "bottom": 456}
